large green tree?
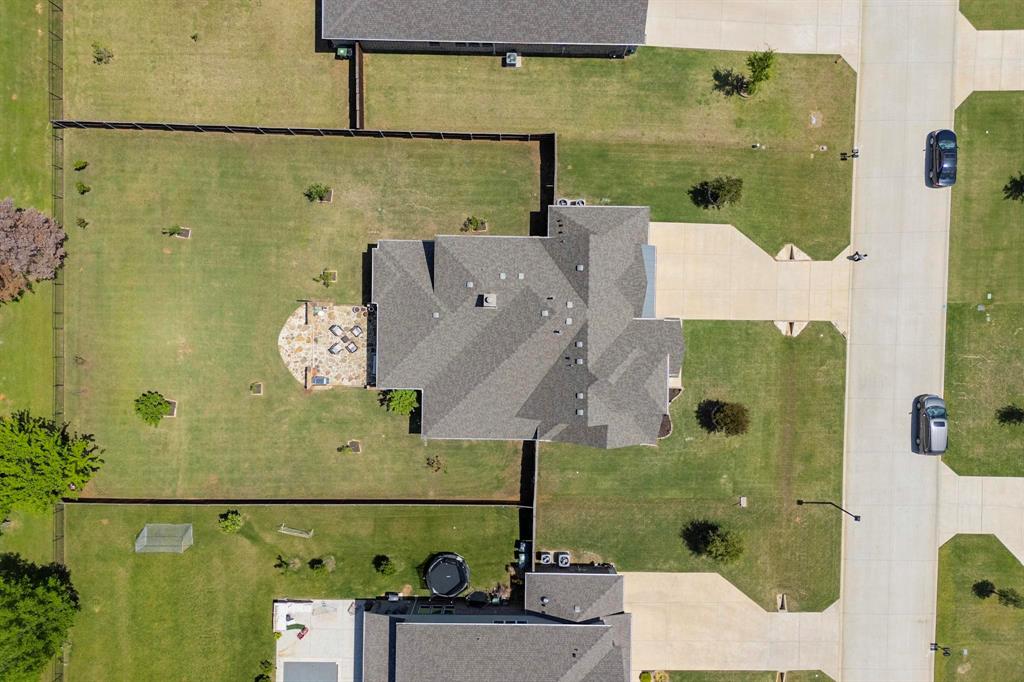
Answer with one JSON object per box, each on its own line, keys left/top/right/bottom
{"left": 0, "top": 411, "right": 102, "bottom": 514}
{"left": 0, "top": 553, "right": 80, "bottom": 681}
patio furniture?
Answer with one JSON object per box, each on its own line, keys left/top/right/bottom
{"left": 346, "top": 343, "right": 358, "bottom": 353}
{"left": 328, "top": 342, "right": 343, "bottom": 355}
{"left": 329, "top": 324, "right": 343, "bottom": 337}
{"left": 351, "top": 325, "right": 363, "bottom": 337}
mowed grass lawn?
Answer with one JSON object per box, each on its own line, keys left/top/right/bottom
{"left": 944, "top": 92, "right": 1024, "bottom": 476}
{"left": 365, "top": 48, "right": 856, "bottom": 258}
{"left": 959, "top": 0, "right": 1024, "bottom": 29}
{"left": 63, "top": 130, "right": 539, "bottom": 498}
{"left": 935, "top": 535, "right": 1024, "bottom": 682}
{"left": 0, "top": 0, "right": 52, "bottom": 419}
{"left": 669, "top": 673, "right": 832, "bottom": 682}
{"left": 64, "top": 0, "right": 347, "bottom": 126}
{"left": 65, "top": 503, "right": 518, "bottom": 682}
{"left": 538, "top": 322, "right": 846, "bottom": 611}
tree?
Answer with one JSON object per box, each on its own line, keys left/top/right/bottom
{"left": 0, "top": 553, "right": 80, "bottom": 680}
{"left": 680, "top": 519, "right": 744, "bottom": 563}
{"left": 303, "top": 183, "right": 331, "bottom": 202}
{"left": 134, "top": 391, "right": 172, "bottom": 427}
{"left": 0, "top": 198, "right": 67, "bottom": 303}
{"left": 380, "top": 389, "right": 419, "bottom": 415}
{"left": 996, "top": 404, "right": 1024, "bottom": 425}
{"left": 218, "top": 509, "right": 243, "bottom": 534}
{"left": 74, "top": 181, "right": 91, "bottom": 195}
{"left": 695, "top": 399, "right": 750, "bottom": 436}
{"left": 373, "top": 554, "right": 397, "bottom": 575}
{"left": 746, "top": 48, "right": 777, "bottom": 95}
{"left": 996, "top": 587, "right": 1023, "bottom": 608}
{"left": 0, "top": 411, "right": 102, "bottom": 515}
{"left": 972, "top": 579, "right": 996, "bottom": 599}
{"left": 73, "top": 160, "right": 89, "bottom": 171}
{"left": 1004, "top": 173, "right": 1024, "bottom": 202}
{"left": 688, "top": 176, "right": 743, "bottom": 210}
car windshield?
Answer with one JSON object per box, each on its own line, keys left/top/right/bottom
{"left": 938, "top": 138, "right": 957, "bottom": 150}
{"left": 926, "top": 405, "right": 946, "bottom": 418}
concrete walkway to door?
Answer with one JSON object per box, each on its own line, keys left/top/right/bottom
{"left": 649, "top": 222, "right": 851, "bottom": 334}
{"left": 624, "top": 572, "right": 840, "bottom": 680}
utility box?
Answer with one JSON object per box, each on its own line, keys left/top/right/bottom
{"left": 336, "top": 46, "right": 353, "bottom": 59}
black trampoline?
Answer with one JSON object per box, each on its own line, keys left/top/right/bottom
{"left": 424, "top": 552, "right": 470, "bottom": 597}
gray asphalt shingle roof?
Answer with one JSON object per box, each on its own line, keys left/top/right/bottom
{"left": 524, "top": 573, "right": 624, "bottom": 623}
{"left": 321, "top": 0, "right": 648, "bottom": 45}
{"left": 371, "top": 206, "right": 683, "bottom": 449}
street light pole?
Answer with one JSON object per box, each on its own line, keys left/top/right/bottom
{"left": 796, "top": 499, "right": 861, "bottom": 522}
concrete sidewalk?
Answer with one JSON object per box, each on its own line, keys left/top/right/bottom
{"left": 953, "top": 13, "right": 1024, "bottom": 106}
{"left": 645, "top": 0, "right": 861, "bottom": 68}
{"left": 650, "top": 222, "right": 850, "bottom": 334}
{"left": 624, "top": 572, "right": 840, "bottom": 680}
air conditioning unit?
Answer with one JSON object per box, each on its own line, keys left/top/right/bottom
{"left": 556, "top": 198, "right": 570, "bottom": 207}
{"left": 505, "top": 52, "right": 521, "bottom": 68}
{"left": 538, "top": 551, "right": 554, "bottom": 565}
{"left": 555, "top": 551, "right": 571, "bottom": 568}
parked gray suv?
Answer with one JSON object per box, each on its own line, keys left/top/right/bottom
{"left": 913, "top": 394, "right": 948, "bottom": 454}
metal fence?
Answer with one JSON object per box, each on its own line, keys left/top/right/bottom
{"left": 51, "top": 119, "right": 554, "bottom": 143}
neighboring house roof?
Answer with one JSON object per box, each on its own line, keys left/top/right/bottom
{"left": 371, "top": 206, "right": 684, "bottom": 450}
{"left": 320, "top": 0, "right": 648, "bottom": 46}
{"left": 524, "top": 572, "right": 624, "bottom": 623}
{"left": 392, "top": 620, "right": 629, "bottom": 682}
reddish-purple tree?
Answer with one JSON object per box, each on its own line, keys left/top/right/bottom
{"left": 0, "top": 198, "right": 67, "bottom": 302}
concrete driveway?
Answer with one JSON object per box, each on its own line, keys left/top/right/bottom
{"left": 624, "top": 572, "right": 839, "bottom": 680}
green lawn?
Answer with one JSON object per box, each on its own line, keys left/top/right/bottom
{"left": 64, "top": 503, "right": 519, "bottom": 682}
{"left": 668, "top": 673, "right": 832, "bottom": 682}
{"left": 959, "top": 0, "right": 1024, "bottom": 29}
{"left": 0, "top": 0, "right": 53, "bottom": 419}
{"left": 935, "top": 535, "right": 1024, "bottom": 682}
{"left": 63, "top": 130, "right": 539, "bottom": 498}
{"left": 537, "top": 322, "right": 846, "bottom": 611}
{"left": 365, "top": 48, "right": 856, "bottom": 259}
{"left": 0, "top": 506, "right": 53, "bottom": 566}
{"left": 944, "top": 92, "right": 1024, "bottom": 476}
{"left": 64, "top": 0, "right": 347, "bottom": 126}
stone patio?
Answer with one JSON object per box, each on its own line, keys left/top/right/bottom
{"left": 277, "top": 302, "right": 370, "bottom": 389}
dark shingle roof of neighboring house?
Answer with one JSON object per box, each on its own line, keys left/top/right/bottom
{"left": 524, "top": 572, "right": 624, "bottom": 623}
{"left": 392, "top": 620, "right": 630, "bottom": 682}
{"left": 321, "top": 0, "right": 648, "bottom": 46}
{"left": 371, "top": 206, "right": 684, "bottom": 449}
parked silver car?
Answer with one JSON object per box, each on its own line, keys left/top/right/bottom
{"left": 913, "top": 394, "right": 948, "bottom": 454}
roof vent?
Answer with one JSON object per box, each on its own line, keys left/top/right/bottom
{"left": 500, "top": 272, "right": 507, "bottom": 280}
{"left": 540, "top": 595, "right": 550, "bottom": 605}
{"left": 566, "top": 317, "right": 573, "bottom": 325}
{"left": 574, "top": 358, "right": 584, "bottom": 365}
{"left": 432, "top": 312, "right": 441, "bottom": 319}
{"left": 575, "top": 341, "right": 584, "bottom": 348}
{"left": 576, "top": 408, "right": 585, "bottom": 416}
{"left": 573, "top": 605, "right": 582, "bottom": 614}
{"left": 466, "top": 281, "right": 474, "bottom": 288}
{"left": 541, "top": 309, "right": 550, "bottom": 317}
{"left": 566, "top": 301, "right": 574, "bottom": 309}
{"left": 482, "top": 293, "right": 497, "bottom": 308}
{"left": 518, "top": 273, "right": 524, "bottom": 280}
{"left": 575, "top": 264, "right": 585, "bottom": 272}
{"left": 576, "top": 392, "right": 584, "bottom": 399}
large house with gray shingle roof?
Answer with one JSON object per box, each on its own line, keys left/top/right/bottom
{"left": 360, "top": 570, "right": 630, "bottom": 682}
{"left": 370, "top": 205, "right": 683, "bottom": 450}
{"left": 321, "top": 0, "right": 648, "bottom": 58}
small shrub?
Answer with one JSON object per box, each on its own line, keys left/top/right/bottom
{"left": 133, "top": 391, "right": 172, "bottom": 426}
{"left": 695, "top": 399, "right": 749, "bottom": 435}
{"left": 217, "top": 509, "right": 243, "bottom": 534}
{"left": 426, "top": 454, "right": 446, "bottom": 473}
{"left": 274, "top": 554, "right": 303, "bottom": 574}
{"left": 73, "top": 160, "right": 89, "bottom": 171}
{"left": 380, "top": 389, "right": 418, "bottom": 415}
{"left": 313, "top": 271, "right": 332, "bottom": 288}
{"left": 681, "top": 519, "right": 743, "bottom": 563}
{"left": 640, "top": 674, "right": 652, "bottom": 682}
{"left": 254, "top": 675, "right": 270, "bottom": 682}
{"left": 996, "top": 404, "right": 1024, "bottom": 425}
{"left": 162, "top": 224, "right": 185, "bottom": 237}
{"left": 76, "top": 217, "right": 89, "bottom": 229}
{"left": 972, "top": 579, "right": 996, "bottom": 599}
{"left": 746, "top": 48, "right": 776, "bottom": 94}
{"left": 190, "top": 33, "right": 199, "bottom": 42}
{"left": 303, "top": 183, "right": 331, "bottom": 202}
{"left": 259, "top": 659, "right": 273, "bottom": 673}
{"left": 996, "top": 587, "right": 1023, "bottom": 608}
{"left": 74, "top": 181, "right": 91, "bottom": 195}
{"left": 462, "top": 215, "right": 488, "bottom": 233}
{"left": 688, "top": 176, "right": 742, "bottom": 210}
{"left": 308, "top": 557, "right": 327, "bottom": 575}
{"left": 91, "top": 42, "right": 114, "bottom": 65}
{"left": 273, "top": 631, "right": 282, "bottom": 640}
{"left": 373, "top": 554, "right": 397, "bottom": 575}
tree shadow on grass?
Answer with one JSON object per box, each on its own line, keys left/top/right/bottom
{"left": 680, "top": 519, "right": 720, "bottom": 556}
{"left": 712, "top": 67, "right": 749, "bottom": 97}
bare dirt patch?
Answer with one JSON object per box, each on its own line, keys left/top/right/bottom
{"left": 161, "top": 247, "right": 172, "bottom": 255}
{"left": 35, "top": 2, "right": 43, "bottom": 14}
{"left": 400, "top": 584, "right": 414, "bottom": 596}
{"left": 809, "top": 110, "right": 824, "bottom": 128}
